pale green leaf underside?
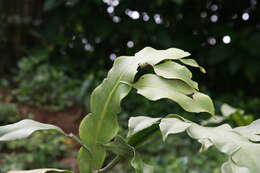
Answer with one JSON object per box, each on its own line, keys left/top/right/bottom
{"left": 132, "top": 74, "right": 214, "bottom": 115}
{"left": 159, "top": 117, "right": 260, "bottom": 173}
{"left": 128, "top": 116, "right": 160, "bottom": 137}
{"left": 128, "top": 116, "right": 260, "bottom": 173}
{"left": 7, "top": 169, "right": 72, "bottom": 173}
{"left": 179, "top": 58, "right": 206, "bottom": 73}
{"left": 154, "top": 61, "right": 198, "bottom": 90}
{"left": 0, "top": 119, "right": 64, "bottom": 141}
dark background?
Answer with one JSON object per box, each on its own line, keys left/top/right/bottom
{"left": 0, "top": 0, "right": 260, "bottom": 172}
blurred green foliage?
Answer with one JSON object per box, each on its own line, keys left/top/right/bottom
{"left": 12, "top": 49, "right": 82, "bottom": 110}
{"left": 0, "top": 103, "right": 19, "bottom": 124}
{"left": 1, "top": 0, "right": 260, "bottom": 172}
{"left": 0, "top": 131, "right": 74, "bottom": 173}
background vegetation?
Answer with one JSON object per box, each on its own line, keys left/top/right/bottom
{"left": 0, "top": 0, "right": 259, "bottom": 172}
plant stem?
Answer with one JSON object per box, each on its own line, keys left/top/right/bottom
{"left": 67, "top": 133, "right": 91, "bottom": 152}
{"left": 97, "top": 156, "right": 121, "bottom": 173}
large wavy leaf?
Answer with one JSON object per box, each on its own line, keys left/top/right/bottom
{"left": 128, "top": 116, "right": 260, "bottom": 173}
{"left": 79, "top": 57, "right": 139, "bottom": 170}
{"left": 135, "top": 47, "right": 190, "bottom": 66}
{"left": 132, "top": 74, "right": 214, "bottom": 115}
{"left": 78, "top": 47, "right": 192, "bottom": 172}
{"left": 0, "top": 119, "right": 64, "bottom": 141}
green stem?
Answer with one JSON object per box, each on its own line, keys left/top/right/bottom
{"left": 97, "top": 156, "right": 121, "bottom": 173}
{"left": 67, "top": 133, "right": 91, "bottom": 152}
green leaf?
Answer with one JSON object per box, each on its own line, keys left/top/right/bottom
{"left": 135, "top": 47, "right": 190, "bottom": 66}
{"left": 154, "top": 61, "right": 198, "bottom": 89}
{"left": 103, "top": 135, "right": 153, "bottom": 173}
{"left": 7, "top": 169, "right": 72, "bottom": 173}
{"left": 160, "top": 117, "right": 260, "bottom": 173}
{"left": 79, "top": 57, "right": 139, "bottom": 170}
{"left": 0, "top": 119, "right": 64, "bottom": 141}
{"left": 132, "top": 74, "right": 214, "bottom": 115}
{"left": 103, "top": 136, "right": 134, "bottom": 158}
{"left": 77, "top": 148, "right": 92, "bottom": 173}
{"left": 78, "top": 47, "right": 194, "bottom": 172}
{"left": 179, "top": 58, "right": 206, "bottom": 73}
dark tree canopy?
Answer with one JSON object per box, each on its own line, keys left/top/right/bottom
{"left": 1, "top": 0, "right": 260, "bottom": 96}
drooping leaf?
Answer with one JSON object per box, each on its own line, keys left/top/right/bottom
{"left": 7, "top": 169, "right": 72, "bottom": 173}
{"left": 0, "top": 119, "right": 64, "bottom": 141}
{"left": 132, "top": 74, "right": 214, "bottom": 115}
{"left": 160, "top": 118, "right": 192, "bottom": 141}
{"left": 179, "top": 58, "right": 206, "bottom": 73}
{"left": 159, "top": 117, "right": 260, "bottom": 173}
{"left": 154, "top": 61, "right": 198, "bottom": 89}
{"left": 127, "top": 116, "right": 160, "bottom": 147}
{"left": 128, "top": 116, "right": 160, "bottom": 137}
{"left": 234, "top": 119, "right": 260, "bottom": 142}
{"left": 135, "top": 47, "right": 190, "bottom": 66}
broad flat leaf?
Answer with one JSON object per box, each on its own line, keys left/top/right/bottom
{"left": 7, "top": 169, "right": 71, "bottom": 173}
{"left": 179, "top": 58, "right": 206, "bottom": 73}
{"left": 79, "top": 57, "right": 139, "bottom": 170}
{"left": 77, "top": 148, "right": 92, "bottom": 173}
{"left": 132, "top": 74, "right": 214, "bottom": 115}
{"left": 154, "top": 61, "right": 198, "bottom": 89}
{"left": 0, "top": 119, "right": 64, "bottom": 141}
{"left": 135, "top": 47, "right": 190, "bottom": 65}
{"left": 159, "top": 117, "right": 260, "bottom": 173}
